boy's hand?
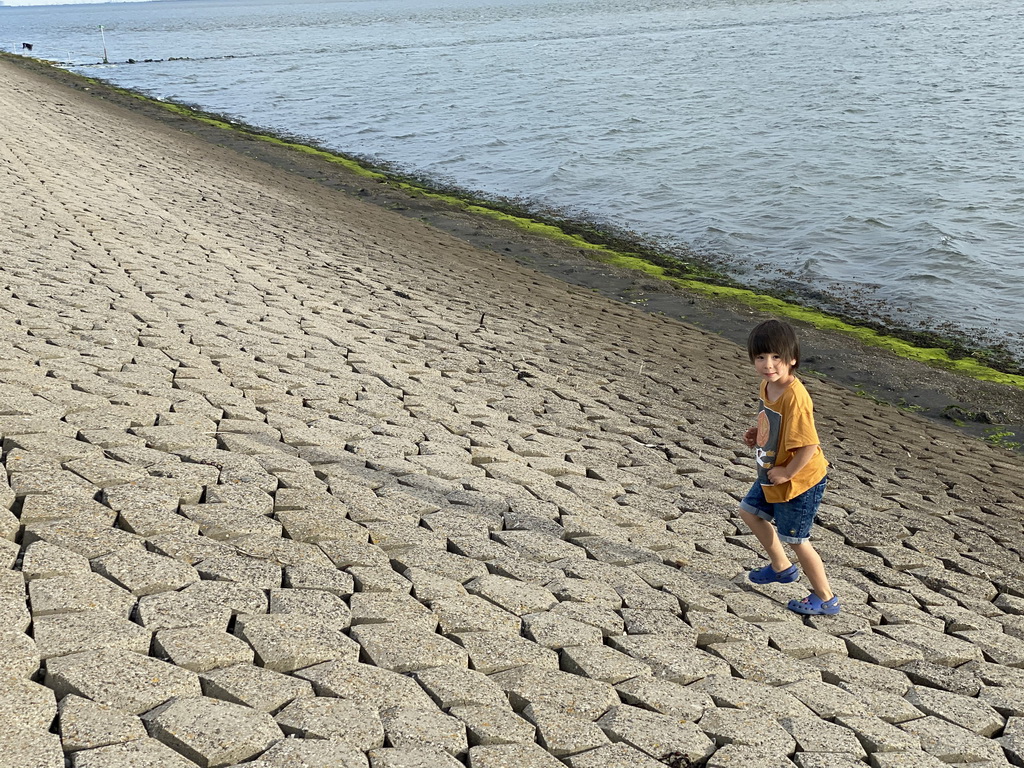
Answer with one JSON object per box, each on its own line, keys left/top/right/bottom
{"left": 766, "top": 466, "right": 792, "bottom": 484}
{"left": 742, "top": 426, "right": 758, "bottom": 447}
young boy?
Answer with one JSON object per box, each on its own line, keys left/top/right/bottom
{"left": 740, "top": 319, "right": 839, "bottom": 615}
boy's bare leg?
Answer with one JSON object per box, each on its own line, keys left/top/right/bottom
{"left": 788, "top": 541, "right": 834, "bottom": 601}
{"left": 739, "top": 509, "right": 792, "bottom": 572}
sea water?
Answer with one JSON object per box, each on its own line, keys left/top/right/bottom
{"left": 4, "top": 0, "right": 1023, "bottom": 360}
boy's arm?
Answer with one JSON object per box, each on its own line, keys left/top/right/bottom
{"left": 766, "top": 444, "right": 818, "bottom": 484}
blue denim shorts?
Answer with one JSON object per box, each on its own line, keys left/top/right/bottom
{"left": 740, "top": 476, "right": 827, "bottom": 544}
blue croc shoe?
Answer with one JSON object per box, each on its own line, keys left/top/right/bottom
{"left": 748, "top": 563, "right": 800, "bottom": 585}
{"left": 788, "top": 593, "right": 841, "bottom": 615}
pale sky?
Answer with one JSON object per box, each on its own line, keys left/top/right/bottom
{"left": 2, "top": 1, "right": 155, "bottom": 5}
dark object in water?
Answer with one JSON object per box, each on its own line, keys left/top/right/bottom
{"left": 22, "top": 42, "right": 33, "bottom": 51}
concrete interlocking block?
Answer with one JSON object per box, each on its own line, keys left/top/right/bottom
{"left": 276, "top": 507, "right": 365, "bottom": 544}
{"left": 33, "top": 609, "right": 151, "bottom": 659}
{"left": 699, "top": 707, "right": 797, "bottom": 755}
{"left": 142, "top": 695, "right": 282, "bottom": 767}
{"left": 46, "top": 648, "right": 201, "bottom": 715}
{"left": 413, "top": 664, "right": 511, "bottom": 710}
{"left": 562, "top": 742, "right": 671, "bottom": 768}
{"left": 574, "top": 536, "right": 662, "bottom": 567}
{"left": 283, "top": 562, "right": 356, "bottom": 597}
{"left": 23, "top": 516, "right": 145, "bottom": 560}
{"left": 758, "top": 622, "right": 848, "bottom": 660}
{"left": 0, "top": 675, "right": 58, "bottom": 732}
{"left": 898, "top": 715, "right": 1006, "bottom": 763}
{"left": 454, "top": 630, "right": 558, "bottom": 674}
{"left": 153, "top": 626, "right": 255, "bottom": 672}
{"left": 235, "top": 612, "right": 360, "bottom": 672}
{"left": 560, "top": 644, "right": 653, "bottom": 684}
{"left": 432, "top": 594, "right": 522, "bottom": 635}
{"left": 348, "top": 565, "right": 413, "bottom": 593}
{"left": 57, "top": 694, "right": 147, "bottom": 752}
{"left": 195, "top": 553, "right": 282, "bottom": 589}
{"left": 0, "top": 593, "right": 30, "bottom": 632}
{"left": 779, "top": 715, "right": 866, "bottom": 758}
{"left": 868, "top": 751, "right": 952, "bottom": 768}
{"left": 297, "top": 660, "right": 437, "bottom": 709}
{"left": 615, "top": 583, "right": 681, "bottom": 612}
{"left": 64, "top": 457, "right": 148, "bottom": 488}
{"left": 979, "top": 684, "right": 1024, "bottom": 717}
{"left": 368, "top": 746, "right": 463, "bottom": 768}
{"left": 703, "top": 744, "right": 797, "bottom": 767}
{"left": 389, "top": 545, "right": 489, "bottom": 583}
{"left": 352, "top": 622, "right": 469, "bottom": 672}
{"left": 275, "top": 696, "right": 385, "bottom": 749}
{"left": 5, "top": 433, "right": 104, "bottom": 462}
{"left": 708, "top": 641, "right": 822, "bottom": 686}
{"left": 874, "top": 624, "right": 983, "bottom": 667}
{"left": 18, "top": 494, "right": 116, "bottom": 527}
{"left": 468, "top": 742, "right": 566, "bottom": 768}
{"left": 182, "top": 502, "right": 283, "bottom": 540}
{"left": 0, "top": 625, "right": 37, "bottom": 679}
{"left": 523, "top": 611, "right": 605, "bottom": 649}
{"left": 844, "top": 630, "right": 926, "bottom": 668}
{"left": 780, "top": 679, "right": 873, "bottom": 720}
{"left": 963, "top": 660, "right": 1024, "bottom": 692}
{"left": 807, "top": 654, "right": 911, "bottom": 694}
{"left": 135, "top": 589, "right": 233, "bottom": 631}
{"left": 903, "top": 685, "right": 1003, "bottom": 736}
{"left": 148, "top": 532, "right": 236, "bottom": 565}
{"left": 92, "top": 548, "right": 200, "bottom": 596}
{"left": 834, "top": 681, "right": 923, "bottom": 724}
{"left": 247, "top": 739, "right": 368, "bottom": 767}
{"left": 597, "top": 703, "right": 717, "bottom": 763}
{"left": 523, "top": 702, "right": 609, "bottom": 757}
{"left": 610, "top": 634, "right": 729, "bottom": 685}
{"left": 832, "top": 714, "right": 921, "bottom": 753}
{"left": 233, "top": 532, "right": 336, "bottom": 569}
{"left": 488, "top": 552, "right": 565, "bottom": 586}
{"left": 449, "top": 703, "right": 535, "bottom": 746}
{"left": 492, "top": 530, "right": 585, "bottom": 563}
{"left": 182, "top": 578, "right": 270, "bottom": 615}
{"left": 70, "top": 737, "right": 199, "bottom": 768}
{"left": 268, "top": 587, "right": 352, "bottom": 626}
{"left": 489, "top": 664, "right": 618, "bottom": 720}
{"left": 350, "top": 591, "right": 437, "bottom": 632}
{"left": 403, "top": 566, "right": 467, "bottom": 603}
{"left": 791, "top": 754, "right": 868, "bottom": 768}
{"left": 20, "top": 540, "right": 91, "bottom": 581}
{"left": 200, "top": 662, "right": 314, "bottom": 712}
{"left": 467, "top": 573, "right": 558, "bottom": 616}
{"left": 953, "top": 629, "right": 1024, "bottom": 668}
{"left": 28, "top": 573, "right": 137, "bottom": 618}
{"left": 686, "top": 611, "right": 767, "bottom": 647}
{"left": 910, "top": 566, "right": 998, "bottom": 602}
{"left": 1002, "top": 716, "right": 1024, "bottom": 768}
{"left": 898, "top": 659, "right": 982, "bottom": 696}
{"left": 615, "top": 676, "right": 715, "bottom": 721}
{"left": 379, "top": 705, "right": 468, "bottom": 757}
{"left": 116, "top": 506, "right": 198, "bottom": 538}
{"left": 693, "top": 675, "right": 816, "bottom": 718}
{"left": 550, "top": 603, "right": 624, "bottom": 638}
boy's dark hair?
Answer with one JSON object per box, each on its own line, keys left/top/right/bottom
{"left": 747, "top": 319, "right": 800, "bottom": 370}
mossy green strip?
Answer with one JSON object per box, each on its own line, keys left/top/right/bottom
{"left": 28, "top": 56, "right": 1021, "bottom": 390}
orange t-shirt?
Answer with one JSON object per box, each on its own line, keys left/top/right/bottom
{"left": 754, "top": 377, "right": 828, "bottom": 503}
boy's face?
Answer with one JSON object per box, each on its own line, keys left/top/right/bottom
{"left": 753, "top": 352, "right": 796, "bottom": 387}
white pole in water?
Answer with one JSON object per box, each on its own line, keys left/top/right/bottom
{"left": 99, "top": 25, "right": 108, "bottom": 64}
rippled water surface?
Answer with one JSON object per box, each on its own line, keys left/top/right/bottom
{"left": 6, "top": 0, "right": 1023, "bottom": 357}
